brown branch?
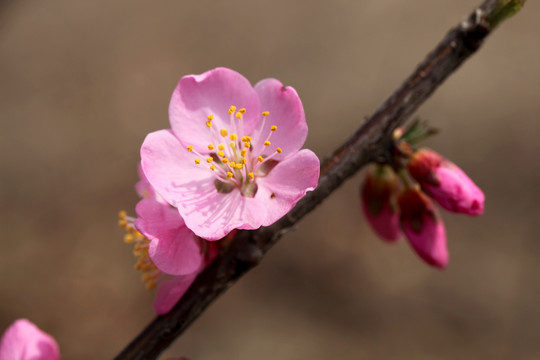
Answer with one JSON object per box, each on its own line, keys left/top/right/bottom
{"left": 114, "top": 1, "right": 525, "bottom": 359}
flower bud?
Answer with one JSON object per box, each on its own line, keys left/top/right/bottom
{"left": 398, "top": 188, "right": 448, "bottom": 268}
{"left": 361, "top": 165, "right": 401, "bottom": 242}
{"left": 407, "top": 148, "right": 484, "bottom": 216}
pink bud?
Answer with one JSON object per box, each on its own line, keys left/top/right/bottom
{"left": 361, "top": 165, "right": 402, "bottom": 242}
{"left": 407, "top": 148, "right": 484, "bottom": 216}
{"left": 399, "top": 188, "right": 448, "bottom": 268}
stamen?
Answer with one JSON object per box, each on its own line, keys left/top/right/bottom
{"left": 235, "top": 112, "right": 242, "bottom": 119}
{"left": 187, "top": 145, "right": 193, "bottom": 152}
{"left": 258, "top": 156, "right": 264, "bottom": 162}
{"left": 228, "top": 106, "right": 236, "bottom": 115}
{"left": 217, "top": 150, "right": 225, "bottom": 157}
{"left": 210, "top": 165, "right": 216, "bottom": 171}
{"left": 230, "top": 134, "right": 238, "bottom": 141}
{"left": 235, "top": 163, "right": 243, "bottom": 170}
{"left": 244, "top": 142, "right": 251, "bottom": 148}
{"left": 240, "top": 149, "right": 247, "bottom": 157}
{"left": 207, "top": 114, "right": 214, "bottom": 120}
{"left": 276, "top": 147, "right": 282, "bottom": 153}
{"left": 220, "top": 129, "right": 228, "bottom": 137}
{"left": 218, "top": 143, "right": 225, "bottom": 150}
{"left": 208, "top": 144, "right": 215, "bottom": 150}
{"left": 227, "top": 172, "right": 234, "bottom": 178}
{"left": 206, "top": 121, "right": 212, "bottom": 128}
{"left": 271, "top": 125, "right": 277, "bottom": 132}
{"left": 248, "top": 172, "right": 255, "bottom": 180}
{"left": 229, "top": 161, "right": 236, "bottom": 168}
{"left": 206, "top": 157, "right": 213, "bottom": 163}
{"left": 194, "top": 158, "right": 201, "bottom": 164}
{"left": 262, "top": 111, "right": 270, "bottom": 116}
{"left": 264, "top": 141, "right": 271, "bottom": 146}
{"left": 230, "top": 142, "right": 236, "bottom": 149}
{"left": 241, "top": 158, "right": 247, "bottom": 165}
{"left": 124, "top": 234, "right": 134, "bottom": 244}
{"left": 222, "top": 158, "right": 229, "bottom": 164}
{"left": 239, "top": 108, "right": 246, "bottom": 114}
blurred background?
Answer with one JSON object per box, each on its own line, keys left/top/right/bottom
{"left": 1, "top": 0, "right": 539, "bottom": 359}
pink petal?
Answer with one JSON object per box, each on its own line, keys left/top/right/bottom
{"left": 403, "top": 217, "right": 448, "bottom": 269}
{"left": 361, "top": 201, "right": 402, "bottom": 242}
{"left": 141, "top": 129, "right": 214, "bottom": 208}
{"left": 253, "top": 79, "right": 308, "bottom": 160}
{"left": 135, "top": 198, "right": 202, "bottom": 276}
{"left": 255, "top": 149, "right": 319, "bottom": 226}
{"left": 135, "top": 163, "right": 166, "bottom": 204}
{"left": 169, "top": 67, "right": 261, "bottom": 152}
{"left": 0, "top": 319, "right": 60, "bottom": 360}
{"left": 153, "top": 272, "right": 199, "bottom": 315}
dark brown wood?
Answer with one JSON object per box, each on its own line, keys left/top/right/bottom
{"left": 114, "top": 1, "right": 525, "bottom": 358}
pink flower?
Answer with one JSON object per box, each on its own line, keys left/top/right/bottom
{"left": 360, "top": 165, "right": 401, "bottom": 242}
{"left": 407, "top": 148, "right": 484, "bottom": 216}
{"left": 398, "top": 188, "right": 448, "bottom": 268}
{"left": 141, "top": 67, "right": 320, "bottom": 240}
{"left": 135, "top": 163, "right": 166, "bottom": 204}
{"left": 0, "top": 319, "right": 60, "bottom": 360}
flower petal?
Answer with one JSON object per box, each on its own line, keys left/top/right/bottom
{"left": 255, "top": 149, "right": 319, "bottom": 226}
{"left": 141, "top": 129, "right": 214, "bottom": 208}
{"left": 253, "top": 78, "right": 308, "bottom": 160}
{"left": 135, "top": 198, "right": 202, "bottom": 275}
{"left": 169, "top": 67, "right": 261, "bottom": 152}
{"left": 153, "top": 272, "right": 199, "bottom": 315}
{"left": 403, "top": 217, "right": 449, "bottom": 268}
{"left": 0, "top": 319, "right": 60, "bottom": 360}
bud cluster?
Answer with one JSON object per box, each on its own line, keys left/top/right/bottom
{"left": 360, "top": 124, "right": 485, "bottom": 268}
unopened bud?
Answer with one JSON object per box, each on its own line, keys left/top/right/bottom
{"left": 407, "top": 148, "right": 484, "bottom": 216}
{"left": 398, "top": 188, "right": 448, "bottom": 268}
{"left": 360, "top": 165, "right": 401, "bottom": 242}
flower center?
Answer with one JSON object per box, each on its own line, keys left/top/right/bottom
{"left": 186, "top": 106, "right": 282, "bottom": 197}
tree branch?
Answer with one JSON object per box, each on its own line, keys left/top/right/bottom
{"left": 114, "top": 1, "right": 525, "bottom": 359}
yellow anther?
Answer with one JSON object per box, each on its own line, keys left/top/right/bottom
{"left": 241, "top": 136, "right": 248, "bottom": 142}
{"left": 220, "top": 128, "right": 228, "bottom": 137}
{"left": 235, "top": 163, "right": 243, "bottom": 170}
{"left": 118, "top": 219, "right": 127, "bottom": 228}
{"left": 208, "top": 144, "right": 215, "bottom": 150}
{"left": 258, "top": 156, "right": 264, "bottom": 162}
{"left": 145, "top": 280, "right": 157, "bottom": 291}
{"left": 218, "top": 143, "right": 225, "bottom": 150}
{"left": 235, "top": 112, "right": 242, "bottom": 119}
{"left": 187, "top": 145, "right": 193, "bottom": 152}
{"left": 207, "top": 114, "right": 214, "bottom": 121}
{"left": 244, "top": 142, "right": 251, "bottom": 148}
{"left": 240, "top": 149, "right": 247, "bottom": 157}
{"left": 123, "top": 234, "right": 134, "bottom": 244}
{"left": 230, "top": 133, "right": 238, "bottom": 141}
{"left": 206, "top": 157, "right": 213, "bottom": 163}
{"left": 194, "top": 158, "right": 201, "bottom": 164}
{"left": 229, "top": 162, "right": 236, "bottom": 168}
{"left": 262, "top": 111, "right": 270, "bottom": 116}
{"left": 270, "top": 125, "right": 278, "bottom": 131}
{"left": 239, "top": 108, "right": 246, "bottom": 113}
{"left": 210, "top": 165, "right": 216, "bottom": 171}
{"left": 264, "top": 141, "right": 271, "bottom": 146}
{"left": 222, "top": 158, "right": 229, "bottom": 164}
{"left": 206, "top": 121, "right": 212, "bottom": 128}
{"left": 118, "top": 210, "right": 127, "bottom": 219}
{"left": 276, "top": 147, "right": 282, "bottom": 153}
{"left": 245, "top": 136, "right": 252, "bottom": 141}
{"left": 230, "top": 142, "right": 236, "bottom": 149}
{"left": 241, "top": 158, "right": 247, "bottom": 165}
{"left": 248, "top": 172, "right": 255, "bottom": 180}
{"left": 217, "top": 150, "right": 225, "bottom": 157}
{"left": 227, "top": 172, "right": 234, "bottom": 178}
{"left": 228, "top": 105, "right": 237, "bottom": 115}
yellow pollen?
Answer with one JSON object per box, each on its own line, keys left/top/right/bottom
{"left": 194, "top": 158, "right": 201, "bottom": 164}
{"left": 118, "top": 219, "right": 127, "bottom": 228}
{"left": 276, "top": 147, "right": 282, "bottom": 153}
{"left": 248, "top": 172, "right": 255, "bottom": 180}
{"left": 230, "top": 133, "right": 238, "bottom": 141}
{"left": 218, "top": 143, "right": 225, "bottom": 151}
{"left": 235, "top": 163, "right": 243, "bottom": 170}
{"left": 217, "top": 150, "right": 225, "bottom": 157}
{"left": 123, "top": 234, "right": 134, "bottom": 244}
{"left": 240, "top": 149, "right": 247, "bottom": 157}
{"left": 118, "top": 210, "right": 127, "bottom": 219}
{"left": 228, "top": 105, "right": 237, "bottom": 115}
{"left": 244, "top": 142, "right": 251, "bottom": 148}
{"left": 210, "top": 165, "right": 216, "bottom": 171}
{"left": 227, "top": 172, "right": 234, "bottom": 178}
{"left": 229, "top": 161, "right": 236, "bottom": 168}
{"left": 187, "top": 145, "right": 193, "bottom": 152}
{"left": 264, "top": 141, "right": 271, "bottom": 146}
{"left": 220, "top": 129, "right": 228, "bottom": 137}
{"left": 206, "top": 157, "right": 213, "bottom": 163}
{"left": 271, "top": 125, "right": 277, "bottom": 131}
{"left": 206, "top": 121, "right": 212, "bottom": 128}
{"left": 239, "top": 108, "right": 246, "bottom": 114}
{"left": 235, "top": 112, "right": 242, "bottom": 119}
{"left": 262, "top": 111, "right": 270, "bottom": 116}
{"left": 230, "top": 142, "right": 236, "bottom": 149}
{"left": 258, "top": 156, "right": 264, "bottom": 162}
{"left": 145, "top": 281, "right": 157, "bottom": 291}
{"left": 222, "top": 158, "right": 229, "bottom": 164}
{"left": 208, "top": 144, "right": 215, "bottom": 150}
{"left": 241, "top": 158, "right": 247, "bottom": 165}
{"left": 207, "top": 114, "right": 214, "bottom": 121}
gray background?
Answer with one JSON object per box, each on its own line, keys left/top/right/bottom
{"left": 1, "top": 1, "right": 539, "bottom": 359}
